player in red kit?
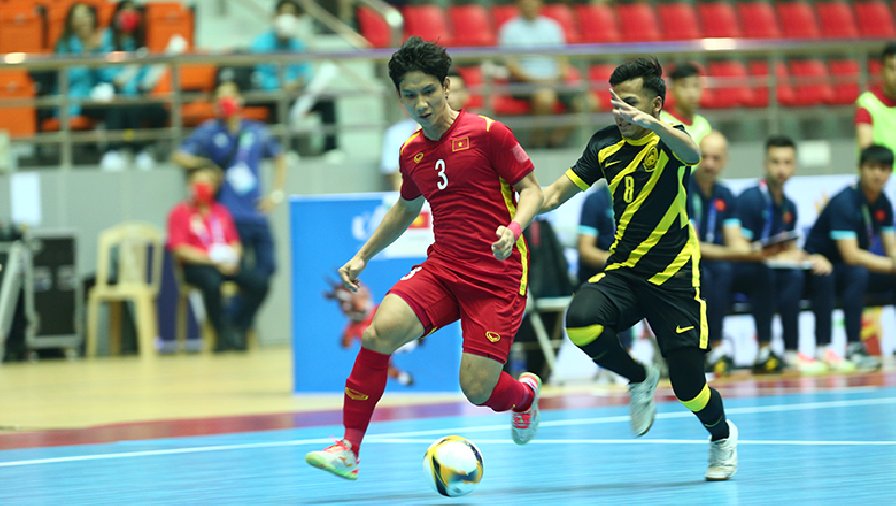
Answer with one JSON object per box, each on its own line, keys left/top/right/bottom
{"left": 305, "top": 37, "right": 545, "bottom": 480}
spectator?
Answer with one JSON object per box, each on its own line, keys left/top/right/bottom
{"left": 735, "top": 135, "right": 831, "bottom": 374}
{"left": 855, "top": 42, "right": 896, "bottom": 156}
{"left": 250, "top": 0, "right": 338, "bottom": 152}
{"left": 380, "top": 70, "right": 469, "bottom": 191}
{"left": 166, "top": 167, "right": 262, "bottom": 352}
{"left": 498, "top": 0, "right": 591, "bottom": 148}
{"left": 172, "top": 80, "right": 287, "bottom": 348}
{"left": 100, "top": 0, "right": 169, "bottom": 171}
{"left": 661, "top": 62, "right": 712, "bottom": 146}
{"left": 804, "top": 145, "right": 896, "bottom": 372}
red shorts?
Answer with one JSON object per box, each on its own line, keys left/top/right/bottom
{"left": 388, "top": 259, "right": 527, "bottom": 363}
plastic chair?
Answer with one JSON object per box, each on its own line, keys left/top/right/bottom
{"left": 736, "top": 1, "right": 781, "bottom": 39}
{"left": 815, "top": 1, "right": 859, "bottom": 39}
{"left": 854, "top": 0, "right": 896, "bottom": 37}
{"left": 776, "top": 0, "right": 821, "bottom": 39}
{"left": 828, "top": 58, "right": 861, "bottom": 105}
{"left": 541, "top": 4, "right": 580, "bottom": 44}
{"left": 574, "top": 3, "right": 620, "bottom": 43}
{"left": 145, "top": 2, "right": 194, "bottom": 53}
{"left": 491, "top": 4, "right": 519, "bottom": 32}
{"left": 0, "top": 4, "right": 43, "bottom": 53}
{"left": 86, "top": 222, "right": 163, "bottom": 359}
{"left": 402, "top": 5, "right": 452, "bottom": 47}
{"left": 0, "top": 70, "right": 36, "bottom": 137}
{"left": 787, "top": 58, "right": 834, "bottom": 106}
{"left": 616, "top": 2, "right": 661, "bottom": 42}
{"left": 697, "top": 1, "right": 741, "bottom": 38}
{"left": 703, "top": 59, "right": 754, "bottom": 109}
{"left": 449, "top": 4, "right": 496, "bottom": 47}
{"left": 357, "top": 6, "right": 391, "bottom": 48}
{"left": 658, "top": 1, "right": 702, "bottom": 41}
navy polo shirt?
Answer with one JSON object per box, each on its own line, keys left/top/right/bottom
{"left": 805, "top": 185, "right": 894, "bottom": 262}
{"left": 577, "top": 186, "right": 615, "bottom": 284}
{"left": 687, "top": 178, "right": 739, "bottom": 245}
{"left": 736, "top": 183, "right": 798, "bottom": 243}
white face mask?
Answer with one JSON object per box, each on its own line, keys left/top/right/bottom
{"left": 274, "top": 14, "right": 297, "bottom": 37}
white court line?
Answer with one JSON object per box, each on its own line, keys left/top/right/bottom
{"left": 366, "top": 438, "right": 896, "bottom": 446}
{"left": 0, "top": 396, "right": 894, "bottom": 469}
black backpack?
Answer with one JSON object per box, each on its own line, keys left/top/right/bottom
{"left": 523, "top": 218, "right": 573, "bottom": 298}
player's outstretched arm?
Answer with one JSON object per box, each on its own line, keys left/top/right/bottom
{"left": 540, "top": 174, "right": 581, "bottom": 214}
{"left": 609, "top": 89, "right": 700, "bottom": 165}
{"left": 338, "top": 195, "right": 425, "bottom": 291}
{"left": 492, "top": 172, "right": 543, "bottom": 261}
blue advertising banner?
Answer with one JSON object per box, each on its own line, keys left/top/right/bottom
{"left": 289, "top": 193, "right": 462, "bottom": 393}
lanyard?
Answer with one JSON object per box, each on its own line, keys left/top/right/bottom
{"left": 758, "top": 180, "right": 777, "bottom": 241}
{"left": 691, "top": 190, "right": 718, "bottom": 244}
{"left": 193, "top": 213, "right": 225, "bottom": 247}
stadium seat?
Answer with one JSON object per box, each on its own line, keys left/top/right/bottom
{"left": 616, "top": 3, "right": 661, "bottom": 42}
{"left": 815, "top": 1, "right": 860, "bottom": 39}
{"left": 736, "top": 1, "right": 781, "bottom": 39}
{"left": 541, "top": 4, "right": 580, "bottom": 44}
{"left": 0, "top": 5, "right": 44, "bottom": 53}
{"left": 747, "top": 60, "right": 796, "bottom": 107}
{"left": 869, "top": 58, "right": 883, "bottom": 88}
{"left": 491, "top": 5, "right": 519, "bottom": 32}
{"left": 702, "top": 59, "right": 754, "bottom": 109}
{"left": 787, "top": 59, "right": 834, "bottom": 106}
{"left": 145, "top": 2, "right": 195, "bottom": 53}
{"left": 697, "top": 1, "right": 741, "bottom": 38}
{"left": 402, "top": 5, "right": 452, "bottom": 47}
{"left": 574, "top": 4, "right": 620, "bottom": 44}
{"left": 776, "top": 1, "right": 820, "bottom": 39}
{"left": 456, "top": 65, "right": 484, "bottom": 111}
{"left": 589, "top": 63, "right": 616, "bottom": 111}
{"left": 854, "top": 0, "right": 896, "bottom": 37}
{"left": 657, "top": 1, "right": 702, "bottom": 41}
{"left": 449, "top": 5, "right": 496, "bottom": 47}
{"left": 0, "top": 70, "right": 36, "bottom": 138}
{"left": 828, "top": 58, "right": 862, "bottom": 105}
{"left": 356, "top": 6, "right": 391, "bottom": 48}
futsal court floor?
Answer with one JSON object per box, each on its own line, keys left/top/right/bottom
{"left": 0, "top": 348, "right": 894, "bottom": 505}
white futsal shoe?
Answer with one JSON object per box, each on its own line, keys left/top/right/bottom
{"left": 305, "top": 439, "right": 359, "bottom": 480}
{"left": 706, "top": 420, "right": 738, "bottom": 481}
{"left": 511, "top": 372, "right": 542, "bottom": 445}
{"left": 628, "top": 364, "right": 659, "bottom": 437}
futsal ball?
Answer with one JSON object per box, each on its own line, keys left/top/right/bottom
{"left": 422, "top": 435, "right": 484, "bottom": 497}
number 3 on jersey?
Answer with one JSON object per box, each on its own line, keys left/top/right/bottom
{"left": 623, "top": 175, "right": 635, "bottom": 203}
{"left": 435, "top": 158, "right": 448, "bottom": 190}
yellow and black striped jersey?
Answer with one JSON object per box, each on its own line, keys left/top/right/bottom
{"left": 565, "top": 124, "right": 699, "bottom": 286}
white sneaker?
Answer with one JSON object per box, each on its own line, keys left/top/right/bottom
{"left": 793, "top": 353, "right": 829, "bottom": 374}
{"left": 628, "top": 364, "right": 659, "bottom": 437}
{"left": 511, "top": 372, "right": 542, "bottom": 445}
{"left": 820, "top": 348, "right": 857, "bottom": 373}
{"left": 135, "top": 150, "right": 154, "bottom": 171}
{"left": 305, "top": 439, "right": 359, "bottom": 480}
{"left": 100, "top": 150, "right": 126, "bottom": 171}
{"left": 706, "top": 420, "right": 738, "bottom": 481}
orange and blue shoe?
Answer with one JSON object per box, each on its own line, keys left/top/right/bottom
{"left": 512, "top": 372, "right": 542, "bottom": 445}
{"left": 305, "top": 439, "right": 359, "bottom": 480}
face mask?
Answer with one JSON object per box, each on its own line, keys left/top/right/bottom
{"left": 274, "top": 14, "right": 297, "bottom": 37}
{"left": 217, "top": 96, "right": 240, "bottom": 118}
{"left": 117, "top": 10, "right": 140, "bottom": 34}
{"left": 191, "top": 181, "right": 215, "bottom": 205}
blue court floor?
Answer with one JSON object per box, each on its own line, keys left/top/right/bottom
{"left": 0, "top": 386, "right": 894, "bottom": 505}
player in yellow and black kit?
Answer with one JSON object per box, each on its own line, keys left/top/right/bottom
{"left": 540, "top": 58, "right": 737, "bottom": 481}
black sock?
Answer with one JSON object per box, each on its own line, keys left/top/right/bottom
{"left": 696, "top": 388, "right": 729, "bottom": 441}
{"left": 581, "top": 331, "right": 647, "bottom": 383}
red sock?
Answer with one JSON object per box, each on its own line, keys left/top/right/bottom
{"left": 480, "top": 371, "right": 534, "bottom": 412}
{"left": 342, "top": 347, "right": 390, "bottom": 456}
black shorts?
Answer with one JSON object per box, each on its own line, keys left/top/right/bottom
{"left": 574, "top": 269, "right": 708, "bottom": 356}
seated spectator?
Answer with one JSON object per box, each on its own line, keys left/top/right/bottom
{"left": 498, "top": 0, "right": 591, "bottom": 148}
{"left": 250, "top": 0, "right": 338, "bottom": 152}
{"left": 380, "top": 70, "right": 469, "bottom": 191}
{"left": 804, "top": 145, "right": 896, "bottom": 372}
{"left": 660, "top": 62, "right": 712, "bottom": 146}
{"left": 100, "top": 0, "right": 169, "bottom": 171}
{"left": 735, "top": 135, "right": 831, "bottom": 374}
{"left": 166, "top": 167, "right": 265, "bottom": 352}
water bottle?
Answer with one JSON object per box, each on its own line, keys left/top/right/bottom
{"left": 509, "top": 342, "right": 527, "bottom": 379}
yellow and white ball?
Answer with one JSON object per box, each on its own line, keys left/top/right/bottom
{"left": 422, "top": 435, "right": 484, "bottom": 497}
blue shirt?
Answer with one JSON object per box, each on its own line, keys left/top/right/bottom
{"left": 53, "top": 32, "right": 114, "bottom": 117}
{"left": 101, "top": 30, "right": 151, "bottom": 97}
{"left": 736, "top": 182, "right": 798, "bottom": 243}
{"left": 577, "top": 186, "right": 615, "bottom": 284}
{"left": 805, "top": 185, "right": 894, "bottom": 262}
{"left": 249, "top": 32, "right": 312, "bottom": 91}
{"left": 180, "top": 119, "right": 282, "bottom": 223}
{"left": 687, "top": 178, "right": 739, "bottom": 245}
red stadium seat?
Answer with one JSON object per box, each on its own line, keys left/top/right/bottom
{"left": 145, "top": 2, "right": 195, "bottom": 53}
{"left": 492, "top": 5, "right": 519, "bottom": 32}
{"left": 456, "top": 66, "right": 484, "bottom": 111}
{"left": 657, "top": 2, "right": 702, "bottom": 41}
{"left": 541, "top": 4, "right": 580, "bottom": 44}
{"left": 357, "top": 6, "right": 391, "bottom": 48}
{"left": 449, "top": 5, "right": 496, "bottom": 47}
{"left": 747, "top": 60, "right": 796, "bottom": 107}
{"left": 574, "top": 4, "right": 620, "bottom": 43}
{"left": 869, "top": 58, "right": 884, "bottom": 88}
{"left": 815, "top": 1, "right": 860, "bottom": 39}
{"left": 776, "top": 1, "right": 820, "bottom": 39}
{"left": 697, "top": 1, "right": 741, "bottom": 38}
{"left": 589, "top": 63, "right": 616, "bottom": 111}
{"left": 0, "top": 5, "right": 43, "bottom": 53}
{"left": 702, "top": 59, "right": 754, "bottom": 109}
{"left": 0, "top": 70, "right": 36, "bottom": 138}
{"left": 787, "top": 59, "right": 834, "bottom": 105}
{"left": 854, "top": 0, "right": 896, "bottom": 37}
{"left": 736, "top": 1, "right": 781, "bottom": 39}
{"left": 616, "top": 3, "right": 661, "bottom": 42}
{"left": 402, "top": 5, "right": 452, "bottom": 47}
{"left": 828, "top": 58, "right": 862, "bottom": 105}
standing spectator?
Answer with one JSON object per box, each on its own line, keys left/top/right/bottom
{"left": 735, "top": 136, "right": 831, "bottom": 374}
{"left": 855, "top": 42, "right": 896, "bottom": 156}
{"left": 250, "top": 0, "right": 338, "bottom": 152}
{"left": 380, "top": 70, "right": 470, "bottom": 191}
{"left": 166, "top": 167, "right": 266, "bottom": 352}
{"left": 660, "top": 62, "right": 712, "bottom": 147}
{"left": 804, "top": 145, "right": 896, "bottom": 372}
{"left": 172, "top": 80, "right": 287, "bottom": 348}
{"left": 100, "top": 0, "right": 169, "bottom": 171}
{"left": 498, "top": 0, "right": 591, "bottom": 148}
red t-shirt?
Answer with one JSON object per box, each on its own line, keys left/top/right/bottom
{"left": 854, "top": 87, "right": 896, "bottom": 125}
{"left": 398, "top": 111, "right": 535, "bottom": 293}
{"left": 166, "top": 201, "right": 239, "bottom": 254}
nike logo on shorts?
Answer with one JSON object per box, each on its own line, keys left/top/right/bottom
{"left": 675, "top": 325, "right": 694, "bottom": 334}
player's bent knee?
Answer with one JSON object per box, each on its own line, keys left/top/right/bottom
{"left": 565, "top": 299, "right": 604, "bottom": 347}
{"left": 359, "top": 323, "right": 404, "bottom": 354}
{"left": 566, "top": 323, "right": 604, "bottom": 348}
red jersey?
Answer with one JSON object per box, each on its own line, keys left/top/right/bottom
{"left": 166, "top": 202, "right": 239, "bottom": 253}
{"left": 398, "top": 111, "right": 534, "bottom": 295}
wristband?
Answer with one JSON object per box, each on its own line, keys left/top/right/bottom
{"left": 508, "top": 221, "right": 523, "bottom": 242}
{"left": 269, "top": 189, "right": 284, "bottom": 204}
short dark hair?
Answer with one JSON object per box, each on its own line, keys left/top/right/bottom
{"left": 882, "top": 42, "right": 896, "bottom": 62}
{"left": 669, "top": 62, "right": 701, "bottom": 81}
{"left": 609, "top": 57, "right": 666, "bottom": 103}
{"left": 859, "top": 144, "right": 894, "bottom": 168}
{"left": 765, "top": 135, "right": 796, "bottom": 151}
{"left": 388, "top": 36, "right": 452, "bottom": 91}
{"left": 275, "top": 0, "right": 302, "bottom": 14}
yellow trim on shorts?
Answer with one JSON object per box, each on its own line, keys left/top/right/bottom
{"left": 681, "top": 384, "right": 711, "bottom": 412}
{"left": 567, "top": 324, "right": 604, "bottom": 347}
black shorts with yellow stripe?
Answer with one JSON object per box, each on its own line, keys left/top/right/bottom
{"left": 570, "top": 269, "right": 708, "bottom": 357}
